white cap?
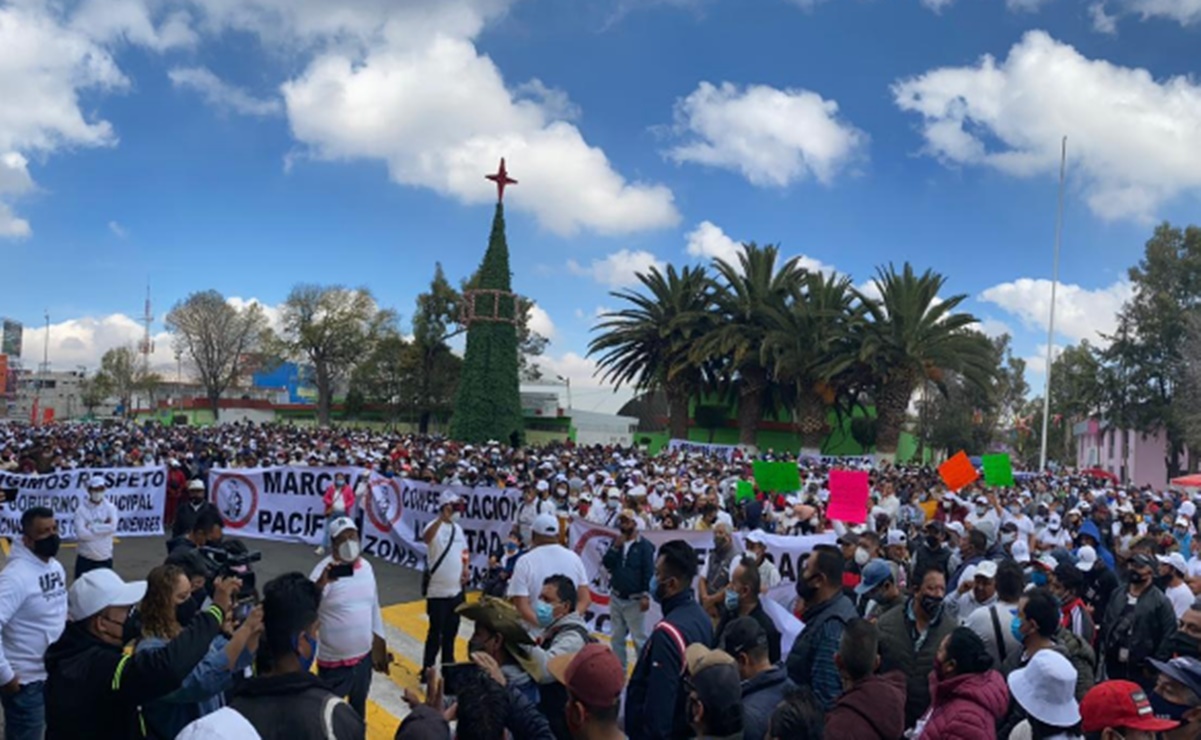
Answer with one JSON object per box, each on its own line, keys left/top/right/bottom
{"left": 1177, "top": 515, "right": 1192, "bottom": 528}
{"left": 975, "top": 560, "right": 998, "bottom": 580}
{"left": 946, "top": 521, "right": 966, "bottom": 538}
{"left": 437, "top": 491, "right": 462, "bottom": 508}
{"left": 1036, "top": 554, "right": 1059, "bottom": 572}
{"left": 628, "top": 484, "right": 647, "bottom": 498}
{"left": 328, "top": 516, "right": 357, "bottom": 539}
{"left": 187, "top": 479, "right": 205, "bottom": 491}
{"left": 1012, "top": 540, "right": 1031, "bottom": 563}
{"left": 532, "top": 513, "right": 559, "bottom": 537}
{"left": 1182, "top": 501, "right": 1198, "bottom": 518}
{"left": 1007, "top": 650, "right": 1080, "bottom": 727}
{"left": 69, "top": 569, "right": 147, "bottom": 622}
{"left": 974, "top": 495, "right": 989, "bottom": 505}
{"left": 886, "top": 529, "right": 907, "bottom": 547}
{"left": 745, "top": 530, "right": 767, "bottom": 545}
{"left": 87, "top": 475, "right": 107, "bottom": 490}
{"left": 1075, "top": 545, "right": 1097, "bottom": 571}
{"left": 1158, "top": 552, "right": 1189, "bottom": 575}
{"left": 535, "top": 480, "right": 549, "bottom": 492}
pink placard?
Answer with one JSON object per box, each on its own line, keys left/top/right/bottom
{"left": 827, "top": 469, "right": 870, "bottom": 524}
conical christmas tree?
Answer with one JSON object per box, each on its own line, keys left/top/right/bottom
{"left": 450, "top": 200, "right": 524, "bottom": 445}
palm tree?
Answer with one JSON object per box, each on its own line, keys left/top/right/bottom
{"left": 858, "top": 263, "right": 996, "bottom": 461}
{"left": 691, "top": 243, "right": 803, "bottom": 449}
{"left": 761, "top": 271, "right": 862, "bottom": 455}
{"left": 589, "top": 265, "right": 716, "bottom": 440}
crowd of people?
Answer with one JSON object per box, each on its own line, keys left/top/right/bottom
{"left": 3, "top": 421, "right": 1201, "bottom": 739}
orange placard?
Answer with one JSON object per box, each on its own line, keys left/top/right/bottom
{"left": 938, "top": 451, "right": 979, "bottom": 492}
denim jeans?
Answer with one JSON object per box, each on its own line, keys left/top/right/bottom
{"left": 608, "top": 596, "right": 648, "bottom": 674}
{"left": 1, "top": 680, "right": 45, "bottom": 740}
{"left": 318, "top": 654, "right": 372, "bottom": 719}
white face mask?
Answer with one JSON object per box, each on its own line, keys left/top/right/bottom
{"left": 89, "top": 491, "right": 104, "bottom": 504}
{"left": 337, "top": 539, "right": 361, "bottom": 563}
{"left": 854, "top": 547, "right": 870, "bottom": 566}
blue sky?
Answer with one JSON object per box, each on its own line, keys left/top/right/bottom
{"left": 4, "top": 0, "right": 1201, "bottom": 412}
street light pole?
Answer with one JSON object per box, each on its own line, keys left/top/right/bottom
{"left": 1039, "top": 137, "right": 1067, "bottom": 473}
{"left": 556, "top": 375, "right": 572, "bottom": 411}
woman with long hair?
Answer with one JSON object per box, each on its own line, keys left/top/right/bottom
{"left": 135, "top": 564, "right": 262, "bottom": 739}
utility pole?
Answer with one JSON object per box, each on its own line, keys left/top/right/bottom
{"left": 1039, "top": 137, "right": 1067, "bottom": 473}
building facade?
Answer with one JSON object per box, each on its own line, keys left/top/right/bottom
{"left": 1074, "top": 418, "right": 1193, "bottom": 488}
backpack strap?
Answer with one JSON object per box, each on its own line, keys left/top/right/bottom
{"left": 655, "top": 621, "right": 688, "bottom": 674}
{"left": 990, "top": 604, "right": 1008, "bottom": 663}
{"left": 322, "top": 696, "right": 341, "bottom": 740}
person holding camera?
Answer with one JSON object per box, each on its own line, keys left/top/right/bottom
{"left": 135, "top": 564, "right": 264, "bottom": 739}
{"left": 310, "top": 517, "right": 392, "bottom": 719}
{"left": 421, "top": 491, "right": 469, "bottom": 676}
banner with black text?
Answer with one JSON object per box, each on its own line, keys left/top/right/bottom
{"left": 0, "top": 467, "right": 167, "bottom": 539}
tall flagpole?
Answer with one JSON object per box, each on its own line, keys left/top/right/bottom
{"left": 1039, "top": 137, "right": 1067, "bottom": 472}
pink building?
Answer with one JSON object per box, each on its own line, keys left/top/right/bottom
{"left": 1074, "top": 418, "right": 1193, "bottom": 488}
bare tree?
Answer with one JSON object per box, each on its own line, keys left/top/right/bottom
{"left": 278, "top": 284, "right": 396, "bottom": 427}
{"left": 165, "top": 290, "right": 268, "bottom": 421}
{"left": 98, "top": 346, "right": 139, "bottom": 418}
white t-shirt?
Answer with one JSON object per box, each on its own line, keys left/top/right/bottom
{"left": 515, "top": 499, "right": 555, "bottom": 541}
{"left": 1167, "top": 581, "right": 1194, "bottom": 619}
{"left": 1187, "top": 556, "right": 1201, "bottom": 580}
{"left": 1036, "top": 528, "right": 1073, "bottom": 550}
{"left": 506, "top": 544, "right": 588, "bottom": 601}
{"left": 309, "top": 556, "right": 385, "bottom": 665}
{"left": 965, "top": 600, "right": 1021, "bottom": 669}
{"left": 423, "top": 520, "right": 468, "bottom": 599}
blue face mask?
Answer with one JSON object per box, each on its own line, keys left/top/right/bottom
{"left": 294, "top": 633, "right": 318, "bottom": 673}
{"left": 534, "top": 600, "right": 556, "bottom": 627}
{"left": 1031, "top": 571, "right": 1048, "bottom": 587}
{"left": 649, "top": 575, "right": 661, "bottom": 603}
{"left": 1011, "top": 616, "right": 1026, "bottom": 643}
{"left": 724, "top": 588, "right": 740, "bottom": 612}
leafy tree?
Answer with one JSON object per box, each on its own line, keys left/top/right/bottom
{"left": 857, "top": 263, "right": 996, "bottom": 461}
{"left": 694, "top": 243, "right": 801, "bottom": 449}
{"left": 693, "top": 404, "right": 729, "bottom": 443}
{"left": 78, "top": 373, "right": 112, "bottom": 417}
{"left": 590, "top": 264, "right": 716, "bottom": 440}
{"left": 98, "top": 346, "right": 139, "bottom": 418}
{"left": 351, "top": 334, "right": 411, "bottom": 424}
{"left": 165, "top": 290, "right": 268, "bottom": 420}
{"left": 278, "top": 285, "right": 396, "bottom": 427}
{"left": 1042, "top": 341, "right": 1102, "bottom": 465}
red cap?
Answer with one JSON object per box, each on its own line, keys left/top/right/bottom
{"left": 546, "top": 644, "right": 625, "bottom": 709}
{"left": 1081, "top": 680, "right": 1179, "bottom": 733}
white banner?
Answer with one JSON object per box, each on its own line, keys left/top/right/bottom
{"left": 0, "top": 467, "right": 167, "bottom": 539}
{"left": 666, "top": 439, "right": 739, "bottom": 462}
{"left": 569, "top": 521, "right": 834, "bottom": 655}
{"left": 207, "top": 466, "right": 365, "bottom": 545}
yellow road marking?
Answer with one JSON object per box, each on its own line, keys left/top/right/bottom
{"left": 366, "top": 699, "right": 399, "bottom": 740}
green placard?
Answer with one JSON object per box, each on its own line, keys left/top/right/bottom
{"left": 752, "top": 461, "right": 801, "bottom": 493}
{"left": 736, "top": 480, "right": 755, "bottom": 503}
{"left": 982, "top": 454, "right": 1015, "bottom": 487}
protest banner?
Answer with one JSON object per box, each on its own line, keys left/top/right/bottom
{"left": 752, "top": 461, "right": 801, "bottom": 493}
{"left": 207, "top": 466, "right": 364, "bottom": 546}
{"left": 938, "top": 451, "right": 979, "bottom": 492}
{"left": 0, "top": 467, "right": 167, "bottom": 539}
{"left": 569, "top": 520, "right": 831, "bottom": 653}
{"left": 982, "top": 454, "right": 1015, "bottom": 487}
{"left": 666, "top": 439, "right": 739, "bottom": 461}
{"left": 811, "top": 454, "right": 877, "bottom": 468}
{"left": 826, "top": 470, "right": 870, "bottom": 524}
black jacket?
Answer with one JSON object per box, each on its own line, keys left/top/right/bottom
{"left": 716, "top": 600, "right": 782, "bottom": 665}
{"left": 625, "top": 590, "right": 713, "bottom": 740}
{"left": 740, "top": 665, "right": 795, "bottom": 740}
{"left": 229, "top": 671, "right": 365, "bottom": 740}
{"left": 602, "top": 536, "right": 655, "bottom": 600}
{"left": 172, "top": 501, "right": 220, "bottom": 539}
{"left": 1100, "top": 581, "right": 1177, "bottom": 683}
{"left": 44, "top": 604, "right": 224, "bottom": 739}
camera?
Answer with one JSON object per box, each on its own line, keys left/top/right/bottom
{"left": 199, "top": 543, "right": 261, "bottom": 598}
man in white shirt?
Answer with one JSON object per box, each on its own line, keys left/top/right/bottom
{"left": 966, "top": 494, "right": 1000, "bottom": 546}
{"left": 965, "top": 558, "right": 1023, "bottom": 669}
{"left": 420, "top": 491, "right": 468, "bottom": 675}
{"left": 508, "top": 513, "right": 591, "bottom": 630}
{"left": 310, "top": 517, "right": 391, "bottom": 718}
{"left": 1158, "top": 552, "right": 1195, "bottom": 619}
{"left": 0, "top": 507, "right": 68, "bottom": 740}
{"left": 515, "top": 485, "right": 555, "bottom": 543}
{"left": 74, "top": 475, "right": 119, "bottom": 578}
{"left": 1035, "top": 513, "right": 1073, "bottom": 552}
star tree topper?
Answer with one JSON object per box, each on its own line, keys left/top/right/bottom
{"left": 486, "top": 158, "right": 517, "bottom": 202}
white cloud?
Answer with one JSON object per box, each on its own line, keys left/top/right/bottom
{"left": 978, "top": 277, "right": 1133, "bottom": 345}
{"left": 1024, "top": 342, "right": 1063, "bottom": 377}
{"left": 19, "top": 314, "right": 175, "bottom": 372}
{"left": 169, "top": 66, "right": 282, "bottom": 117}
{"left": 70, "top": 0, "right": 198, "bottom": 51}
{"left": 1006, "top": 0, "right": 1053, "bottom": 11}
{"left": 977, "top": 318, "right": 1014, "bottom": 339}
{"left": 921, "top": 0, "right": 957, "bottom": 11}
{"left": 684, "top": 220, "right": 836, "bottom": 275}
{"left": 667, "top": 81, "right": 866, "bottom": 187}
{"left": 526, "top": 302, "right": 555, "bottom": 340}
{"left": 225, "top": 296, "right": 285, "bottom": 335}
{"left": 1090, "top": 1, "right": 1120, "bottom": 31}
{"left": 568, "top": 249, "right": 666, "bottom": 289}
{"left": 894, "top": 31, "right": 1201, "bottom": 221}
{"left": 1122, "top": 0, "right": 1201, "bottom": 24}
{"left": 108, "top": 220, "right": 128, "bottom": 238}
{"left": 538, "top": 351, "right": 634, "bottom": 414}
{"left": 279, "top": 34, "right": 678, "bottom": 236}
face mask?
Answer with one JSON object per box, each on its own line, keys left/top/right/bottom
{"left": 1001, "top": 532, "right": 1017, "bottom": 545}
{"left": 1031, "top": 571, "right": 1049, "bottom": 586}
{"left": 608, "top": 500, "right": 619, "bottom": 510}
{"left": 295, "top": 632, "right": 318, "bottom": 673}
{"left": 926, "top": 535, "right": 940, "bottom": 550}
{"left": 650, "top": 575, "right": 668, "bottom": 604}
{"left": 176, "top": 597, "right": 199, "bottom": 627}
{"left": 1011, "top": 615, "right": 1026, "bottom": 643}
{"left": 337, "top": 539, "right": 361, "bottom": 563}
{"left": 505, "top": 542, "right": 518, "bottom": 553}
{"left": 1129, "top": 571, "right": 1148, "bottom": 585}
{"left": 853, "top": 547, "right": 870, "bottom": 566}
{"left": 919, "top": 594, "right": 943, "bottom": 618}
{"left": 89, "top": 491, "right": 104, "bottom": 504}
{"left": 534, "top": 600, "right": 556, "bottom": 627}
{"left": 32, "top": 534, "right": 61, "bottom": 559}
{"left": 568, "top": 497, "right": 579, "bottom": 507}
{"left": 796, "top": 575, "right": 818, "bottom": 601}
{"left": 724, "top": 589, "right": 740, "bottom": 612}
{"left": 976, "top": 506, "right": 989, "bottom": 516}
{"left": 1150, "top": 689, "right": 1194, "bottom": 722}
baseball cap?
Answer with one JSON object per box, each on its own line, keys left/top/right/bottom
{"left": 532, "top": 513, "right": 559, "bottom": 537}
{"left": 1080, "top": 680, "right": 1179, "bottom": 733}
{"left": 87, "top": 475, "right": 107, "bottom": 490}
{"left": 329, "top": 516, "right": 357, "bottom": 539}
{"left": 618, "top": 508, "right": 638, "bottom": 524}
{"left": 535, "top": 480, "right": 549, "bottom": 492}
{"left": 946, "top": 521, "right": 966, "bottom": 538}
{"left": 1150, "top": 656, "right": 1201, "bottom": 700}
{"left": 886, "top": 529, "right": 907, "bottom": 547}
{"left": 187, "top": 479, "right": 205, "bottom": 491}
{"left": 855, "top": 559, "right": 894, "bottom": 595}
{"left": 547, "top": 644, "right": 625, "bottom": 709}
{"left": 1131, "top": 553, "right": 1158, "bottom": 571}
{"left": 720, "top": 616, "right": 769, "bottom": 657}
{"left": 684, "top": 644, "right": 743, "bottom": 715}
{"left": 437, "top": 490, "right": 461, "bottom": 508}
{"left": 69, "top": 569, "right": 147, "bottom": 622}
{"left": 1075, "top": 545, "right": 1097, "bottom": 572}
{"left": 974, "top": 495, "right": 989, "bottom": 505}
{"left": 836, "top": 532, "right": 860, "bottom": 547}
{"left": 974, "top": 560, "right": 998, "bottom": 580}
{"left": 1158, "top": 552, "right": 1189, "bottom": 576}
{"left": 745, "top": 530, "right": 767, "bottom": 546}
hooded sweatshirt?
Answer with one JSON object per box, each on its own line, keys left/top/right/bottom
{"left": 0, "top": 540, "right": 67, "bottom": 684}
{"left": 824, "top": 670, "right": 907, "bottom": 740}
{"left": 74, "top": 495, "right": 119, "bottom": 561}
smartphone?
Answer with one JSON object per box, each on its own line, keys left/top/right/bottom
{"left": 440, "top": 662, "right": 480, "bottom": 696}
{"left": 329, "top": 563, "right": 354, "bottom": 580}
{"left": 232, "top": 596, "right": 256, "bottom": 624}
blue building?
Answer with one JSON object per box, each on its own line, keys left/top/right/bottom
{"left": 252, "top": 362, "right": 317, "bottom": 404}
